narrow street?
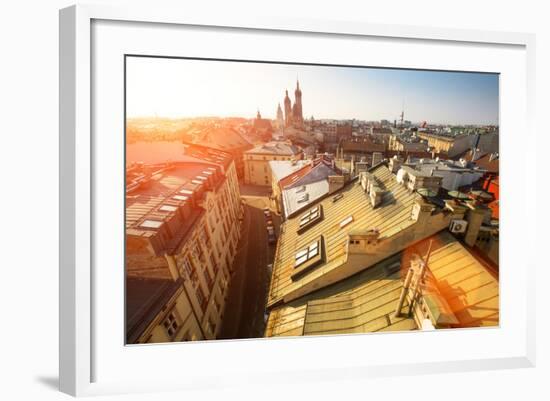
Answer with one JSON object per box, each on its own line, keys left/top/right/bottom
{"left": 218, "top": 185, "right": 281, "bottom": 339}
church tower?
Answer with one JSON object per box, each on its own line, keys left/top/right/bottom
{"left": 276, "top": 103, "right": 284, "bottom": 130}
{"left": 292, "top": 80, "right": 304, "bottom": 128}
{"left": 284, "top": 90, "right": 293, "bottom": 127}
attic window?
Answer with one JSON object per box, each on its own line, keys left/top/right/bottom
{"left": 298, "top": 205, "right": 323, "bottom": 232}
{"left": 196, "top": 175, "right": 208, "bottom": 181}
{"left": 202, "top": 170, "right": 213, "bottom": 175}
{"left": 140, "top": 219, "right": 163, "bottom": 229}
{"left": 191, "top": 180, "right": 202, "bottom": 185}
{"left": 332, "top": 193, "right": 344, "bottom": 202}
{"left": 339, "top": 215, "right": 354, "bottom": 229}
{"left": 295, "top": 241, "right": 320, "bottom": 267}
{"left": 159, "top": 205, "right": 178, "bottom": 212}
{"left": 173, "top": 195, "right": 188, "bottom": 201}
{"left": 179, "top": 189, "right": 193, "bottom": 195}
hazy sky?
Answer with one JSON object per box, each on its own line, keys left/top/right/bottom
{"left": 126, "top": 56, "right": 499, "bottom": 125}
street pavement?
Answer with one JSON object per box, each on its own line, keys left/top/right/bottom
{"left": 218, "top": 186, "right": 280, "bottom": 339}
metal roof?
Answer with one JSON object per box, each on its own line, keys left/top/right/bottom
{"left": 266, "top": 230, "right": 499, "bottom": 337}
{"left": 268, "top": 164, "right": 419, "bottom": 306}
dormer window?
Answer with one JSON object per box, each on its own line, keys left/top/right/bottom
{"left": 291, "top": 236, "right": 325, "bottom": 280}
{"left": 297, "top": 205, "right": 323, "bottom": 233}
{"left": 295, "top": 241, "right": 319, "bottom": 267}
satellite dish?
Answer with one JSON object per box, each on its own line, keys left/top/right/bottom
{"left": 448, "top": 190, "right": 470, "bottom": 200}
{"left": 417, "top": 188, "right": 437, "bottom": 198}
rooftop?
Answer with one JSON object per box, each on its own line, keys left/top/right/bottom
{"left": 268, "top": 164, "right": 420, "bottom": 306}
{"left": 269, "top": 160, "right": 310, "bottom": 182}
{"left": 282, "top": 180, "right": 330, "bottom": 218}
{"left": 193, "top": 126, "right": 253, "bottom": 152}
{"left": 245, "top": 141, "right": 302, "bottom": 156}
{"left": 281, "top": 161, "right": 342, "bottom": 218}
{"left": 265, "top": 230, "right": 499, "bottom": 337}
{"left": 126, "top": 277, "right": 182, "bottom": 343}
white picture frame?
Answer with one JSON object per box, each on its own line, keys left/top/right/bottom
{"left": 59, "top": 4, "right": 536, "bottom": 397}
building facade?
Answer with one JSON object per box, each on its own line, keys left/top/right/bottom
{"left": 126, "top": 145, "right": 243, "bottom": 344}
{"left": 244, "top": 141, "right": 303, "bottom": 186}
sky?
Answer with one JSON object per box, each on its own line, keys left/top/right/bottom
{"left": 126, "top": 56, "right": 499, "bottom": 125}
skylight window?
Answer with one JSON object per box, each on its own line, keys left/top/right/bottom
{"left": 202, "top": 170, "right": 213, "bottom": 175}
{"left": 173, "top": 195, "right": 188, "bottom": 201}
{"left": 297, "top": 193, "right": 309, "bottom": 203}
{"left": 298, "top": 205, "right": 322, "bottom": 231}
{"left": 295, "top": 241, "right": 319, "bottom": 267}
{"left": 159, "top": 205, "right": 178, "bottom": 212}
{"left": 179, "top": 189, "right": 193, "bottom": 195}
{"left": 333, "top": 193, "right": 344, "bottom": 202}
{"left": 140, "top": 219, "right": 163, "bottom": 229}
{"left": 196, "top": 176, "right": 208, "bottom": 181}
{"left": 296, "top": 185, "right": 306, "bottom": 193}
{"left": 339, "top": 215, "right": 354, "bottom": 229}
{"left": 191, "top": 180, "right": 202, "bottom": 185}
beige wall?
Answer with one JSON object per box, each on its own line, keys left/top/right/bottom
{"left": 244, "top": 153, "right": 294, "bottom": 186}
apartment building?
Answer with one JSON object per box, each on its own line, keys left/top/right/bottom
{"left": 126, "top": 144, "right": 242, "bottom": 344}
{"left": 243, "top": 141, "right": 302, "bottom": 186}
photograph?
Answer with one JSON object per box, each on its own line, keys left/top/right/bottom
{"left": 124, "top": 56, "right": 500, "bottom": 344}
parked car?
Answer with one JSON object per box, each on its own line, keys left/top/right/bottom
{"left": 267, "top": 230, "right": 276, "bottom": 245}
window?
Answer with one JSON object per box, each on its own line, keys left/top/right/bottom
{"left": 339, "top": 215, "right": 354, "bottom": 228}
{"left": 295, "top": 241, "right": 320, "bottom": 267}
{"left": 140, "top": 219, "right": 163, "bottom": 229}
{"left": 173, "top": 195, "right": 188, "bottom": 201}
{"left": 183, "top": 257, "right": 194, "bottom": 276}
{"left": 297, "top": 193, "right": 309, "bottom": 203}
{"left": 159, "top": 205, "right": 178, "bottom": 212}
{"left": 298, "top": 205, "right": 322, "bottom": 230}
{"left": 163, "top": 311, "right": 180, "bottom": 338}
{"left": 193, "top": 242, "right": 204, "bottom": 262}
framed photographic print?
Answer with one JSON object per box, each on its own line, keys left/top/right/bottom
{"left": 59, "top": 4, "right": 536, "bottom": 397}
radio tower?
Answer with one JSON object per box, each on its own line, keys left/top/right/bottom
{"left": 400, "top": 101, "right": 405, "bottom": 126}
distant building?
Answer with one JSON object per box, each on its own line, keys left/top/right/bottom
{"left": 126, "top": 145, "right": 242, "bottom": 343}
{"left": 244, "top": 141, "right": 302, "bottom": 186}
{"left": 283, "top": 81, "right": 304, "bottom": 130}
{"left": 269, "top": 159, "right": 311, "bottom": 213}
{"left": 395, "top": 156, "right": 487, "bottom": 191}
{"left": 265, "top": 163, "right": 499, "bottom": 337}
{"left": 275, "top": 103, "right": 284, "bottom": 131}
{"left": 189, "top": 125, "right": 253, "bottom": 180}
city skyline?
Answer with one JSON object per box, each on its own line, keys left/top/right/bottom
{"left": 126, "top": 56, "right": 499, "bottom": 126}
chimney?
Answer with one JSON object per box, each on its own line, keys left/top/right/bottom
{"left": 328, "top": 175, "right": 345, "bottom": 194}
{"left": 464, "top": 206, "right": 489, "bottom": 247}
{"left": 411, "top": 198, "right": 435, "bottom": 229}
{"left": 389, "top": 155, "right": 403, "bottom": 173}
{"left": 369, "top": 183, "right": 384, "bottom": 208}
